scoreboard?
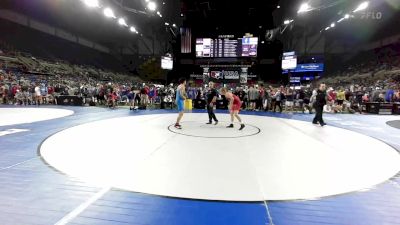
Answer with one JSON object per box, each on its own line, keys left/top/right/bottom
{"left": 196, "top": 37, "right": 258, "bottom": 58}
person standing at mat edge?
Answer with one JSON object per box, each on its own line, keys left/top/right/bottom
{"left": 221, "top": 87, "right": 245, "bottom": 130}
{"left": 206, "top": 82, "right": 218, "bottom": 125}
{"left": 313, "top": 83, "right": 327, "bottom": 126}
{"left": 175, "top": 78, "right": 187, "bottom": 129}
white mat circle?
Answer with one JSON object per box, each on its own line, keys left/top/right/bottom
{"left": 40, "top": 113, "right": 400, "bottom": 201}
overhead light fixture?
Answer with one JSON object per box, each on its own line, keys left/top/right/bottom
{"left": 344, "top": 14, "right": 350, "bottom": 19}
{"left": 165, "top": 22, "right": 170, "bottom": 26}
{"left": 147, "top": 1, "right": 157, "bottom": 11}
{"left": 130, "top": 26, "right": 137, "bottom": 33}
{"left": 104, "top": 8, "right": 116, "bottom": 19}
{"left": 298, "top": 3, "right": 311, "bottom": 13}
{"left": 353, "top": 1, "right": 369, "bottom": 13}
{"left": 277, "top": 5, "right": 281, "bottom": 9}
{"left": 83, "top": 0, "right": 99, "bottom": 8}
{"left": 284, "top": 19, "right": 294, "bottom": 25}
{"left": 331, "top": 23, "right": 335, "bottom": 28}
{"left": 337, "top": 18, "right": 345, "bottom": 23}
{"left": 118, "top": 18, "right": 128, "bottom": 27}
{"left": 156, "top": 11, "right": 161, "bottom": 15}
{"left": 163, "top": 2, "right": 166, "bottom": 5}
{"left": 325, "top": 27, "right": 330, "bottom": 30}
{"left": 159, "top": 14, "right": 163, "bottom": 17}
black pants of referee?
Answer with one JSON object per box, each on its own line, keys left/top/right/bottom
{"left": 207, "top": 104, "right": 218, "bottom": 123}
{"left": 273, "top": 101, "right": 282, "bottom": 113}
{"left": 313, "top": 106, "right": 325, "bottom": 124}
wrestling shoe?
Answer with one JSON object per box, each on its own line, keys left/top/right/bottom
{"left": 226, "top": 124, "right": 234, "bottom": 128}
{"left": 214, "top": 121, "right": 218, "bottom": 125}
{"left": 174, "top": 124, "right": 182, "bottom": 129}
{"left": 206, "top": 122, "right": 212, "bottom": 124}
{"left": 239, "top": 124, "right": 245, "bottom": 130}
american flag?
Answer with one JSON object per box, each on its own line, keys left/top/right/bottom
{"left": 180, "top": 28, "right": 192, "bottom": 53}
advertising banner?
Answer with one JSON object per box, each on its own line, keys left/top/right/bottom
{"left": 294, "top": 63, "right": 324, "bottom": 72}
{"left": 208, "top": 69, "right": 241, "bottom": 83}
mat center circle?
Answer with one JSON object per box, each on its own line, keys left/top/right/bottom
{"left": 167, "top": 121, "right": 261, "bottom": 138}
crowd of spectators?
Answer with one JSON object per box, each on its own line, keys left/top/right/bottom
{"left": 178, "top": 74, "right": 400, "bottom": 114}
{"left": 2, "top": 39, "right": 400, "bottom": 114}
{"left": 0, "top": 40, "right": 154, "bottom": 109}
{"left": 2, "top": 65, "right": 399, "bottom": 114}
{"left": 0, "top": 67, "right": 175, "bottom": 110}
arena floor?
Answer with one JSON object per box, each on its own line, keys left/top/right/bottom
{"left": 1, "top": 106, "right": 400, "bottom": 225}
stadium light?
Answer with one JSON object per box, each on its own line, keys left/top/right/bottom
{"left": 147, "top": 1, "right": 157, "bottom": 11}
{"left": 298, "top": 3, "right": 311, "bottom": 13}
{"left": 104, "top": 8, "right": 116, "bottom": 18}
{"left": 283, "top": 19, "right": 294, "bottom": 25}
{"left": 337, "top": 18, "right": 345, "bottom": 23}
{"left": 353, "top": 1, "right": 369, "bottom": 13}
{"left": 330, "top": 23, "right": 335, "bottom": 28}
{"left": 118, "top": 18, "right": 128, "bottom": 27}
{"left": 83, "top": 0, "right": 99, "bottom": 8}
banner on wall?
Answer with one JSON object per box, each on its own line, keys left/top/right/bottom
{"left": 208, "top": 69, "right": 241, "bottom": 83}
{"left": 247, "top": 74, "right": 258, "bottom": 81}
{"left": 295, "top": 63, "right": 324, "bottom": 72}
{"left": 240, "top": 74, "right": 248, "bottom": 84}
{"left": 200, "top": 67, "right": 257, "bottom": 83}
{"left": 190, "top": 74, "right": 203, "bottom": 80}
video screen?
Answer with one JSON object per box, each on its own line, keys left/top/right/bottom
{"left": 241, "top": 37, "right": 258, "bottom": 57}
{"left": 282, "top": 51, "right": 297, "bottom": 70}
{"left": 161, "top": 56, "right": 173, "bottom": 70}
{"left": 196, "top": 37, "right": 258, "bottom": 58}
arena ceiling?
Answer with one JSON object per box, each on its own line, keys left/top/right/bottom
{"left": 181, "top": 0, "right": 280, "bottom": 37}
{"left": 0, "top": 0, "right": 398, "bottom": 53}
{"left": 276, "top": 0, "right": 400, "bottom": 42}
{"left": 0, "top": 0, "right": 181, "bottom": 49}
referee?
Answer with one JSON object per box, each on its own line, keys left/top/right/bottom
{"left": 313, "top": 83, "right": 327, "bottom": 126}
{"left": 206, "top": 82, "right": 218, "bottom": 125}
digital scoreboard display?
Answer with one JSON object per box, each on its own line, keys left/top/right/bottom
{"left": 161, "top": 56, "right": 173, "bottom": 70}
{"left": 282, "top": 51, "right": 297, "bottom": 70}
{"left": 196, "top": 37, "right": 258, "bottom": 58}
